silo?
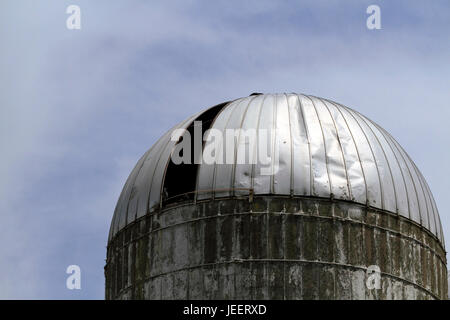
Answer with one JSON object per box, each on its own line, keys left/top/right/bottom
{"left": 105, "top": 93, "right": 447, "bottom": 299}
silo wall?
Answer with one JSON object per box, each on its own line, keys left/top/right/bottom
{"left": 105, "top": 196, "right": 447, "bottom": 300}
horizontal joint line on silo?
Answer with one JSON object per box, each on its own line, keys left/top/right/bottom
{"left": 110, "top": 196, "right": 445, "bottom": 256}
{"left": 116, "top": 259, "right": 439, "bottom": 300}
{"left": 110, "top": 211, "right": 446, "bottom": 266}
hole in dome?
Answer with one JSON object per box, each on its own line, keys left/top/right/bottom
{"left": 162, "top": 101, "right": 230, "bottom": 205}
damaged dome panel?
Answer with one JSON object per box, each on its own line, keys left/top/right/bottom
{"left": 108, "top": 93, "right": 444, "bottom": 247}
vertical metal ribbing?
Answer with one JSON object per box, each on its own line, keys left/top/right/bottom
{"left": 284, "top": 93, "right": 294, "bottom": 196}
{"left": 378, "top": 125, "right": 438, "bottom": 240}
{"left": 375, "top": 124, "right": 423, "bottom": 225}
{"left": 108, "top": 93, "right": 447, "bottom": 300}
{"left": 112, "top": 153, "right": 143, "bottom": 234}
{"left": 114, "top": 147, "right": 153, "bottom": 236}
{"left": 424, "top": 178, "right": 441, "bottom": 243}
{"left": 110, "top": 180, "right": 129, "bottom": 240}
{"left": 196, "top": 100, "right": 240, "bottom": 199}
{"left": 124, "top": 149, "right": 153, "bottom": 223}
{"left": 347, "top": 106, "right": 399, "bottom": 214}
{"left": 319, "top": 97, "right": 352, "bottom": 201}
{"left": 326, "top": 99, "right": 368, "bottom": 205}
{"left": 250, "top": 95, "right": 266, "bottom": 193}
{"left": 340, "top": 105, "right": 384, "bottom": 210}
{"left": 420, "top": 172, "right": 440, "bottom": 241}
{"left": 367, "top": 118, "right": 424, "bottom": 227}
{"left": 305, "top": 95, "right": 333, "bottom": 196}
{"left": 387, "top": 138, "right": 426, "bottom": 226}
{"left": 429, "top": 186, "right": 443, "bottom": 244}
{"left": 122, "top": 115, "right": 189, "bottom": 230}
{"left": 410, "top": 161, "right": 432, "bottom": 231}
{"left": 231, "top": 96, "right": 258, "bottom": 197}
{"left": 394, "top": 142, "right": 432, "bottom": 232}
{"left": 413, "top": 165, "right": 440, "bottom": 241}
{"left": 111, "top": 93, "right": 444, "bottom": 245}
{"left": 423, "top": 176, "right": 440, "bottom": 241}
{"left": 109, "top": 198, "right": 121, "bottom": 240}
{"left": 193, "top": 101, "right": 235, "bottom": 201}
{"left": 151, "top": 112, "right": 205, "bottom": 211}
{"left": 270, "top": 95, "right": 278, "bottom": 194}
{"left": 211, "top": 101, "right": 241, "bottom": 199}
{"left": 435, "top": 202, "right": 444, "bottom": 246}
{"left": 382, "top": 124, "right": 440, "bottom": 240}
{"left": 135, "top": 122, "right": 186, "bottom": 220}
{"left": 147, "top": 115, "right": 198, "bottom": 213}
{"left": 296, "top": 94, "right": 313, "bottom": 196}
{"left": 358, "top": 113, "right": 411, "bottom": 221}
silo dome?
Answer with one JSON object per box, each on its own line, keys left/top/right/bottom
{"left": 106, "top": 93, "right": 447, "bottom": 300}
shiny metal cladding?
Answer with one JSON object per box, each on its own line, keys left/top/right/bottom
{"left": 108, "top": 93, "right": 444, "bottom": 245}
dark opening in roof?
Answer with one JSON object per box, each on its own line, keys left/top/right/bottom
{"left": 162, "top": 101, "right": 230, "bottom": 205}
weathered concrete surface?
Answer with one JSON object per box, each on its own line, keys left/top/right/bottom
{"left": 105, "top": 197, "right": 448, "bottom": 300}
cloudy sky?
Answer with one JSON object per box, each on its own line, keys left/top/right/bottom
{"left": 1, "top": 0, "right": 449, "bottom": 299}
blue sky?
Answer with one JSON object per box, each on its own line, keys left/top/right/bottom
{"left": 1, "top": 0, "right": 449, "bottom": 299}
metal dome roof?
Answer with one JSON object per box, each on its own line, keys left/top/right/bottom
{"left": 108, "top": 93, "right": 444, "bottom": 246}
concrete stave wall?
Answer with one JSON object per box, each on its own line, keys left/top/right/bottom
{"left": 105, "top": 197, "right": 447, "bottom": 300}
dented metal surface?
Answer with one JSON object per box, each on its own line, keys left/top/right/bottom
{"left": 108, "top": 93, "right": 444, "bottom": 246}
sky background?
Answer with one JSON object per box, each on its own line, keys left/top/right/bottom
{"left": 1, "top": 0, "right": 449, "bottom": 299}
